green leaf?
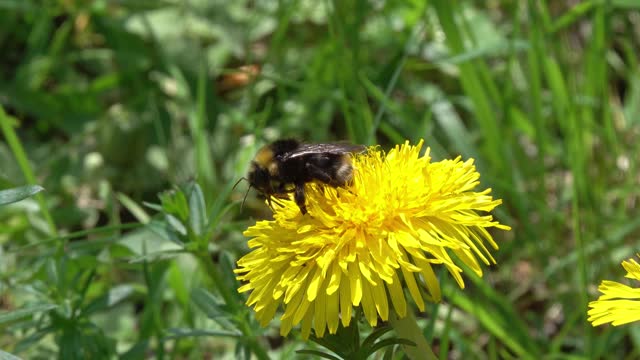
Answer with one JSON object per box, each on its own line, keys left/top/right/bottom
{"left": 146, "top": 219, "right": 185, "bottom": 247}
{"left": 309, "top": 320, "right": 360, "bottom": 358}
{"left": 159, "top": 187, "right": 189, "bottom": 222}
{"left": 127, "top": 249, "right": 188, "bottom": 263}
{"left": 217, "top": 251, "right": 241, "bottom": 302}
{"left": 165, "top": 214, "right": 187, "bottom": 237}
{"left": 82, "top": 284, "right": 138, "bottom": 316}
{"left": 0, "top": 185, "right": 44, "bottom": 206}
{"left": 204, "top": 179, "right": 240, "bottom": 242}
{"left": 0, "top": 350, "right": 22, "bottom": 360}
{"left": 13, "top": 327, "right": 52, "bottom": 353}
{"left": 549, "top": 1, "right": 595, "bottom": 33}
{"left": 295, "top": 350, "right": 342, "bottom": 360}
{"left": 361, "top": 325, "right": 393, "bottom": 349}
{"left": 120, "top": 341, "right": 149, "bottom": 360}
{"left": 613, "top": 0, "right": 640, "bottom": 8}
{"left": 0, "top": 106, "right": 57, "bottom": 234}
{"left": 0, "top": 304, "right": 57, "bottom": 325}
{"left": 187, "top": 182, "right": 206, "bottom": 238}
{"left": 366, "top": 338, "right": 416, "bottom": 358}
{"left": 45, "top": 258, "right": 59, "bottom": 292}
{"left": 167, "top": 262, "right": 190, "bottom": 308}
{"left": 165, "top": 328, "right": 241, "bottom": 339}
{"left": 190, "top": 288, "right": 234, "bottom": 329}
{"left": 116, "top": 192, "right": 150, "bottom": 224}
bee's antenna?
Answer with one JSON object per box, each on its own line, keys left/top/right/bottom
{"left": 240, "top": 184, "right": 251, "bottom": 212}
{"left": 233, "top": 177, "right": 247, "bottom": 191}
{"left": 232, "top": 177, "right": 251, "bottom": 212}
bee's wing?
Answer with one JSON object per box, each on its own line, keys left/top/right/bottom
{"left": 283, "top": 143, "right": 366, "bottom": 159}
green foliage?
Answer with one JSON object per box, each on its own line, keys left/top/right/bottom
{"left": 0, "top": 185, "right": 43, "bottom": 206}
{"left": 301, "top": 322, "right": 414, "bottom": 360}
{"left": 2, "top": 0, "right": 640, "bottom": 358}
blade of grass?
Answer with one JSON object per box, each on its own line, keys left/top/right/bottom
{"left": 0, "top": 106, "right": 57, "bottom": 236}
{"left": 549, "top": 1, "right": 596, "bottom": 33}
{"left": 535, "top": 1, "right": 593, "bottom": 348}
{"left": 191, "top": 61, "right": 216, "bottom": 204}
{"left": 524, "top": 2, "right": 551, "bottom": 257}
{"left": 431, "top": 0, "right": 505, "bottom": 171}
{"left": 368, "top": 19, "right": 426, "bottom": 144}
{"left": 447, "top": 287, "right": 539, "bottom": 358}
{"left": 326, "top": 0, "right": 373, "bottom": 144}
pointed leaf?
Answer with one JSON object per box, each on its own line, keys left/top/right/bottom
{"left": 0, "top": 185, "right": 44, "bottom": 206}
{"left": 127, "top": 249, "right": 187, "bottom": 263}
{"left": 165, "top": 328, "right": 241, "bottom": 339}
{"left": 361, "top": 325, "right": 393, "bottom": 349}
{"left": 190, "top": 288, "right": 234, "bottom": 329}
{"left": 218, "top": 251, "right": 241, "bottom": 301}
{"left": 0, "top": 304, "right": 57, "bottom": 325}
{"left": 166, "top": 214, "right": 187, "bottom": 237}
{"left": 187, "top": 182, "right": 206, "bottom": 238}
{"left": 205, "top": 179, "right": 238, "bottom": 238}
{"left": 296, "top": 350, "right": 342, "bottom": 360}
{"left": 0, "top": 350, "right": 22, "bottom": 360}
{"left": 366, "top": 338, "right": 416, "bottom": 357}
{"left": 146, "top": 219, "right": 185, "bottom": 247}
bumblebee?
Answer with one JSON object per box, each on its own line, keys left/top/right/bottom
{"left": 247, "top": 139, "right": 365, "bottom": 215}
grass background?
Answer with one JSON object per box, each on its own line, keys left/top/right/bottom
{"left": 2, "top": 0, "right": 640, "bottom": 358}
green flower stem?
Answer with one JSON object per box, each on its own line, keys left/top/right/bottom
{"left": 389, "top": 311, "right": 438, "bottom": 360}
{"left": 197, "top": 253, "right": 269, "bottom": 360}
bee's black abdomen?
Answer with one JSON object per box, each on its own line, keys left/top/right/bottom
{"left": 301, "top": 154, "right": 352, "bottom": 186}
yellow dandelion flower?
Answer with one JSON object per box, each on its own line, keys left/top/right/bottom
{"left": 235, "top": 140, "right": 510, "bottom": 338}
{"left": 588, "top": 255, "right": 640, "bottom": 326}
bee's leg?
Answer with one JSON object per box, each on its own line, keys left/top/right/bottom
{"left": 294, "top": 184, "right": 307, "bottom": 215}
{"left": 265, "top": 195, "right": 274, "bottom": 210}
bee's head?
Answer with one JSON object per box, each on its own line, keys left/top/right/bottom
{"left": 247, "top": 161, "right": 272, "bottom": 195}
{"left": 234, "top": 158, "right": 272, "bottom": 213}
{"left": 248, "top": 144, "right": 281, "bottom": 194}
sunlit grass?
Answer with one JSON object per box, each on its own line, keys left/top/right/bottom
{"left": 1, "top": 0, "right": 640, "bottom": 358}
